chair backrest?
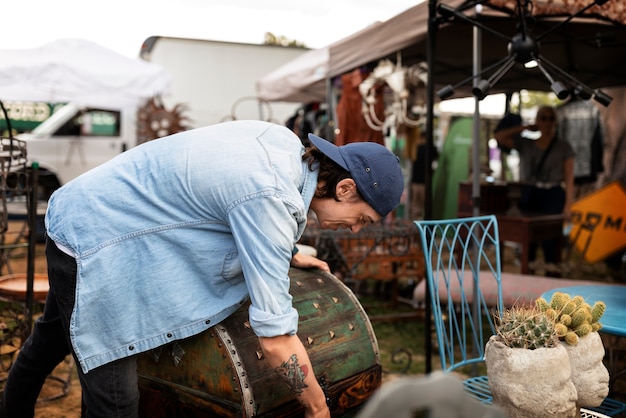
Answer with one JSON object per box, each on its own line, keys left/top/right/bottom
{"left": 414, "top": 215, "right": 503, "bottom": 374}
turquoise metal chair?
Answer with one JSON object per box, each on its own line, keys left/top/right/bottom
{"left": 415, "top": 215, "right": 626, "bottom": 417}
{"left": 415, "top": 215, "right": 502, "bottom": 404}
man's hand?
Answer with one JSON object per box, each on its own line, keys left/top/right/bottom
{"left": 291, "top": 252, "right": 330, "bottom": 272}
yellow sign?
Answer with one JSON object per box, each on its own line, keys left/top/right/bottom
{"left": 569, "top": 181, "right": 626, "bottom": 264}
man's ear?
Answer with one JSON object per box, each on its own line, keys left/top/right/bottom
{"left": 336, "top": 178, "right": 358, "bottom": 199}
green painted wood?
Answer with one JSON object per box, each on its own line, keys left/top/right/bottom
{"left": 138, "top": 268, "right": 381, "bottom": 417}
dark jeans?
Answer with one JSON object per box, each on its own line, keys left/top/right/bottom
{"left": 1, "top": 238, "right": 139, "bottom": 418}
{"left": 519, "top": 185, "right": 566, "bottom": 264}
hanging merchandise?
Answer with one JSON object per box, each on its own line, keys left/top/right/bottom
{"left": 334, "top": 69, "right": 385, "bottom": 146}
{"left": 358, "top": 53, "right": 427, "bottom": 133}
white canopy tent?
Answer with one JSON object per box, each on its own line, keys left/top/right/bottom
{"left": 256, "top": 1, "right": 439, "bottom": 103}
{"left": 0, "top": 38, "right": 171, "bottom": 108}
{"left": 256, "top": 46, "right": 330, "bottom": 103}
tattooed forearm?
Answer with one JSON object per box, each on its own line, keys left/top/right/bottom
{"left": 275, "top": 354, "right": 309, "bottom": 395}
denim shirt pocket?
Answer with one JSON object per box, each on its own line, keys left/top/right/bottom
{"left": 221, "top": 251, "right": 244, "bottom": 284}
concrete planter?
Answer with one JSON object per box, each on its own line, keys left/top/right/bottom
{"left": 562, "top": 331, "right": 610, "bottom": 409}
{"left": 485, "top": 335, "right": 578, "bottom": 418}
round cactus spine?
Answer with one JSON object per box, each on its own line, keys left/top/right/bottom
{"left": 495, "top": 306, "right": 559, "bottom": 349}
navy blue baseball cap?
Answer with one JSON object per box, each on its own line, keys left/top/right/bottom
{"left": 308, "top": 133, "right": 404, "bottom": 217}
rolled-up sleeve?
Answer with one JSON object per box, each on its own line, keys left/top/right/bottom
{"left": 228, "top": 191, "right": 305, "bottom": 337}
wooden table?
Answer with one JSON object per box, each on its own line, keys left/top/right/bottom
{"left": 458, "top": 210, "right": 565, "bottom": 274}
{"left": 496, "top": 212, "right": 565, "bottom": 274}
{"left": 458, "top": 182, "right": 566, "bottom": 275}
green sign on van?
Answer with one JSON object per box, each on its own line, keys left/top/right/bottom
{"left": 0, "top": 101, "right": 65, "bottom": 134}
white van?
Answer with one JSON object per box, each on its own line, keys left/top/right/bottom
{"left": 17, "top": 102, "right": 133, "bottom": 186}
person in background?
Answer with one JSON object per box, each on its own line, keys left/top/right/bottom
{"left": 1, "top": 120, "right": 403, "bottom": 418}
{"left": 494, "top": 106, "right": 575, "bottom": 277}
{"left": 409, "top": 129, "right": 438, "bottom": 220}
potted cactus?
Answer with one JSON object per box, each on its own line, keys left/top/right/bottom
{"left": 485, "top": 292, "right": 609, "bottom": 418}
{"left": 485, "top": 305, "right": 578, "bottom": 418}
{"left": 536, "top": 292, "right": 610, "bottom": 410}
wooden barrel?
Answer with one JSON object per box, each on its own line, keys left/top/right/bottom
{"left": 137, "top": 268, "right": 381, "bottom": 417}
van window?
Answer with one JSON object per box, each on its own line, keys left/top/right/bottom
{"left": 54, "top": 109, "right": 121, "bottom": 137}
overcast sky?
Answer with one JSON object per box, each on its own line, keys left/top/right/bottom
{"left": 1, "top": 0, "right": 421, "bottom": 58}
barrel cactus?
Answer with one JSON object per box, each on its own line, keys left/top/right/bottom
{"left": 535, "top": 292, "right": 605, "bottom": 346}
{"left": 494, "top": 306, "right": 559, "bottom": 349}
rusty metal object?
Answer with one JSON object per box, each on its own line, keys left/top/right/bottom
{"left": 300, "top": 219, "right": 424, "bottom": 284}
{"left": 135, "top": 97, "right": 192, "bottom": 145}
{"left": 137, "top": 268, "right": 381, "bottom": 417}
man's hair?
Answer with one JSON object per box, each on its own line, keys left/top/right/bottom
{"left": 302, "top": 146, "right": 355, "bottom": 200}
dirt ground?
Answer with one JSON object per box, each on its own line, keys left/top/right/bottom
{"left": 0, "top": 238, "right": 82, "bottom": 418}
{"left": 3, "top": 225, "right": 623, "bottom": 417}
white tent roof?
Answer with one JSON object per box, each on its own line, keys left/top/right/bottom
{"left": 256, "top": 46, "right": 330, "bottom": 103}
{"left": 0, "top": 38, "right": 171, "bottom": 108}
{"left": 256, "top": 1, "right": 444, "bottom": 103}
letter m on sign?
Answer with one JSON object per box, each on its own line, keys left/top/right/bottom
{"left": 569, "top": 181, "right": 626, "bottom": 263}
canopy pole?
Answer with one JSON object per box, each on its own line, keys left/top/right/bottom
{"left": 325, "top": 77, "right": 337, "bottom": 142}
{"left": 472, "top": 10, "right": 482, "bottom": 217}
{"left": 424, "top": 0, "right": 438, "bottom": 375}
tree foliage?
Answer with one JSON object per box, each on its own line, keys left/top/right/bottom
{"left": 264, "top": 32, "right": 307, "bottom": 48}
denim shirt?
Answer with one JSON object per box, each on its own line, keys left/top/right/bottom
{"left": 45, "top": 120, "right": 318, "bottom": 373}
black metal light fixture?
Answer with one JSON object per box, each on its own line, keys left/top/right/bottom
{"left": 435, "top": 0, "right": 614, "bottom": 106}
